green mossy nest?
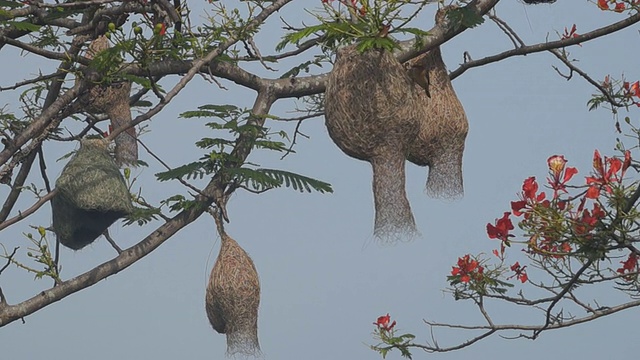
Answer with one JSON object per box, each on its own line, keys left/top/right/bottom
{"left": 52, "top": 139, "right": 133, "bottom": 250}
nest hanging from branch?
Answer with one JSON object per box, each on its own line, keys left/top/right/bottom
{"left": 206, "top": 231, "right": 261, "bottom": 357}
{"left": 83, "top": 35, "right": 138, "bottom": 167}
{"left": 51, "top": 139, "right": 133, "bottom": 250}
{"left": 405, "top": 7, "right": 469, "bottom": 199}
{"left": 325, "top": 46, "right": 422, "bottom": 243}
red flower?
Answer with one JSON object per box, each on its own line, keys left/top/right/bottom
{"left": 373, "top": 313, "right": 396, "bottom": 331}
{"left": 547, "top": 155, "right": 578, "bottom": 198}
{"left": 509, "top": 262, "right": 528, "bottom": 283}
{"left": 597, "top": 0, "right": 609, "bottom": 10}
{"left": 614, "top": 2, "right": 626, "bottom": 12}
{"left": 630, "top": 81, "right": 640, "bottom": 98}
{"left": 487, "top": 212, "right": 514, "bottom": 243}
{"left": 451, "top": 255, "right": 484, "bottom": 283}
{"left": 585, "top": 150, "right": 624, "bottom": 199}
{"left": 561, "top": 24, "right": 580, "bottom": 45}
{"left": 523, "top": 176, "right": 538, "bottom": 200}
{"left": 617, "top": 253, "right": 639, "bottom": 280}
{"left": 511, "top": 177, "right": 546, "bottom": 217}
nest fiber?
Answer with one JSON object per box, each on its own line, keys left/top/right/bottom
{"left": 84, "top": 35, "right": 138, "bottom": 167}
{"left": 405, "top": 7, "right": 469, "bottom": 199}
{"left": 325, "top": 46, "right": 421, "bottom": 243}
{"left": 206, "top": 232, "right": 261, "bottom": 357}
{"left": 52, "top": 139, "right": 133, "bottom": 250}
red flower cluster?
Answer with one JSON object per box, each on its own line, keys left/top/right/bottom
{"left": 617, "top": 253, "right": 639, "bottom": 280}
{"left": 597, "top": 0, "right": 633, "bottom": 12}
{"left": 451, "top": 255, "right": 484, "bottom": 283}
{"left": 586, "top": 149, "right": 631, "bottom": 199}
{"left": 373, "top": 313, "right": 396, "bottom": 332}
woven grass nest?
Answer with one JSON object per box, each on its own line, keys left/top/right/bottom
{"left": 325, "top": 46, "right": 422, "bottom": 244}
{"left": 206, "top": 231, "right": 261, "bottom": 357}
{"left": 51, "top": 139, "right": 133, "bottom": 250}
{"left": 405, "top": 7, "right": 469, "bottom": 199}
{"left": 84, "top": 35, "right": 138, "bottom": 167}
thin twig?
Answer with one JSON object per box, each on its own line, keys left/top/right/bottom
{"left": 137, "top": 139, "right": 207, "bottom": 198}
{"left": 0, "top": 191, "right": 57, "bottom": 232}
{"left": 102, "top": 230, "right": 123, "bottom": 254}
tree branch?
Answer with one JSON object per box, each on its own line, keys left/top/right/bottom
{"left": 450, "top": 12, "right": 640, "bottom": 80}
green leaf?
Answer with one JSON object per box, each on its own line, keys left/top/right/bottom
{"left": 155, "top": 162, "right": 206, "bottom": 181}
{"left": 0, "top": 1, "right": 23, "bottom": 9}
{"left": 4, "top": 20, "right": 41, "bottom": 32}
{"left": 195, "top": 137, "right": 235, "bottom": 149}
{"left": 226, "top": 168, "right": 333, "bottom": 194}
{"left": 276, "top": 23, "right": 327, "bottom": 52}
{"left": 448, "top": 7, "right": 485, "bottom": 31}
{"left": 123, "top": 207, "right": 162, "bottom": 226}
{"left": 253, "top": 139, "right": 289, "bottom": 152}
{"left": 133, "top": 100, "right": 153, "bottom": 107}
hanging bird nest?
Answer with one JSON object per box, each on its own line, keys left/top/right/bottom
{"left": 405, "top": 6, "right": 469, "bottom": 199}
{"left": 51, "top": 139, "right": 133, "bottom": 250}
{"left": 325, "top": 45, "right": 421, "bottom": 243}
{"left": 82, "top": 35, "right": 138, "bottom": 167}
{"left": 206, "top": 231, "right": 261, "bottom": 357}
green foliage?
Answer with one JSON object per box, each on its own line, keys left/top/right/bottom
{"left": 2, "top": 20, "right": 41, "bottom": 32}
{"left": 225, "top": 167, "right": 333, "bottom": 193}
{"left": 160, "top": 194, "right": 201, "bottom": 213}
{"left": 279, "top": 57, "right": 325, "bottom": 79}
{"left": 157, "top": 104, "right": 333, "bottom": 196}
{"left": 1, "top": 229, "right": 60, "bottom": 282}
{"left": 446, "top": 7, "right": 485, "bottom": 31}
{"left": 0, "top": 1, "right": 23, "bottom": 9}
{"left": 123, "top": 207, "right": 163, "bottom": 226}
{"left": 156, "top": 161, "right": 208, "bottom": 182}
{"left": 277, "top": 1, "right": 431, "bottom": 55}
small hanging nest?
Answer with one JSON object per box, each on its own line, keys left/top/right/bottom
{"left": 51, "top": 139, "right": 133, "bottom": 250}
{"left": 206, "top": 231, "right": 261, "bottom": 357}
{"left": 83, "top": 35, "right": 138, "bottom": 167}
{"left": 325, "top": 46, "right": 422, "bottom": 243}
{"left": 405, "top": 7, "right": 469, "bottom": 199}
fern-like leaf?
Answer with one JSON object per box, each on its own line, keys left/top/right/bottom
{"left": 226, "top": 167, "right": 333, "bottom": 194}
{"left": 155, "top": 161, "right": 206, "bottom": 182}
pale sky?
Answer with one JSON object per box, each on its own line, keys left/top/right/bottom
{"left": 1, "top": 1, "right": 639, "bottom": 360}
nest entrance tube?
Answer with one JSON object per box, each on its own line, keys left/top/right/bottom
{"left": 51, "top": 139, "right": 133, "bottom": 250}
{"left": 325, "top": 46, "right": 421, "bottom": 244}
{"left": 371, "top": 154, "right": 418, "bottom": 243}
{"left": 206, "top": 231, "right": 261, "bottom": 357}
{"left": 405, "top": 6, "right": 469, "bottom": 199}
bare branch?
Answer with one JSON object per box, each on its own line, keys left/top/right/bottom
{"left": 450, "top": 12, "right": 640, "bottom": 80}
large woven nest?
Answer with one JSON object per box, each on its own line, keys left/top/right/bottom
{"left": 52, "top": 139, "right": 133, "bottom": 250}
{"left": 206, "top": 232, "right": 261, "bottom": 357}
{"left": 405, "top": 7, "right": 469, "bottom": 199}
{"left": 83, "top": 35, "right": 138, "bottom": 167}
{"left": 325, "top": 46, "right": 421, "bottom": 243}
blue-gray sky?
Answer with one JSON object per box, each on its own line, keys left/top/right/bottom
{"left": 1, "top": 1, "right": 639, "bottom": 359}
